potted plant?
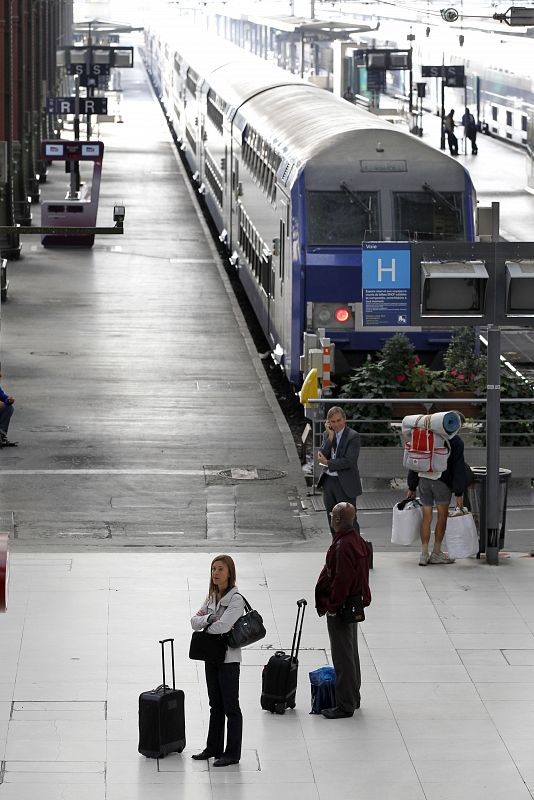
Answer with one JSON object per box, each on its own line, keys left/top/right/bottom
{"left": 436, "top": 326, "right": 484, "bottom": 417}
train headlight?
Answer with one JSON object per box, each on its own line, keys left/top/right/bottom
{"left": 335, "top": 307, "right": 350, "bottom": 323}
{"left": 317, "top": 307, "right": 332, "bottom": 323}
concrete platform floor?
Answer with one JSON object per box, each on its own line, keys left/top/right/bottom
{"left": 0, "top": 50, "right": 319, "bottom": 548}
{"left": 1, "top": 550, "right": 534, "bottom": 800}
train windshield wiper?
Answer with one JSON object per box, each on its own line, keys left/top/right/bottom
{"left": 340, "top": 181, "right": 373, "bottom": 219}
{"left": 422, "top": 182, "right": 459, "bottom": 216}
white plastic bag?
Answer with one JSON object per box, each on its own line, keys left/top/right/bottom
{"left": 391, "top": 498, "right": 423, "bottom": 545}
{"left": 444, "top": 511, "right": 479, "bottom": 559}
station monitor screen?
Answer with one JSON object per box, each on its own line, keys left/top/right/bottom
{"left": 505, "top": 260, "right": 534, "bottom": 315}
{"left": 421, "top": 261, "right": 488, "bottom": 316}
{"left": 44, "top": 143, "right": 64, "bottom": 158}
{"left": 81, "top": 144, "right": 100, "bottom": 158}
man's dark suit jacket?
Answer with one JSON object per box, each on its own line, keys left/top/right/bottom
{"left": 316, "top": 426, "right": 362, "bottom": 499}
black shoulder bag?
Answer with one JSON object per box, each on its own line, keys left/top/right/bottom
{"left": 189, "top": 620, "right": 227, "bottom": 664}
{"left": 337, "top": 595, "right": 365, "bottom": 624}
{"left": 226, "top": 593, "right": 266, "bottom": 649}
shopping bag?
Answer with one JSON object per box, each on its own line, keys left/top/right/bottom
{"left": 444, "top": 510, "right": 479, "bottom": 559}
{"left": 309, "top": 666, "right": 336, "bottom": 714}
{"left": 391, "top": 498, "right": 423, "bottom": 545}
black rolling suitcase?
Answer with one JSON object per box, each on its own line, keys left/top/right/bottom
{"left": 138, "top": 638, "right": 186, "bottom": 758}
{"left": 261, "top": 598, "right": 306, "bottom": 714}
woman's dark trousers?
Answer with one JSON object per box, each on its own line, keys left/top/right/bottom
{"left": 204, "top": 662, "right": 242, "bottom": 760}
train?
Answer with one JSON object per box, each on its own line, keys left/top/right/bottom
{"left": 144, "top": 25, "right": 477, "bottom": 385}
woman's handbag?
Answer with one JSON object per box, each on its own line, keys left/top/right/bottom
{"left": 337, "top": 594, "right": 365, "bottom": 623}
{"left": 444, "top": 508, "right": 479, "bottom": 559}
{"left": 391, "top": 498, "right": 423, "bottom": 545}
{"left": 226, "top": 594, "right": 266, "bottom": 649}
{"left": 189, "top": 630, "right": 227, "bottom": 664}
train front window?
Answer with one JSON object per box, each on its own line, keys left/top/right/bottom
{"left": 307, "top": 189, "right": 379, "bottom": 245}
{"left": 394, "top": 187, "right": 464, "bottom": 241}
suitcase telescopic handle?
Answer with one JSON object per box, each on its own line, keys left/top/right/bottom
{"left": 290, "top": 599, "right": 307, "bottom": 662}
{"left": 159, "top": 638, "right": 176, "bottom": 693}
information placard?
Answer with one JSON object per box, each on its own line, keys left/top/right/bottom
{"left": 362, "top": 242, "right": 411, "bottom": 326}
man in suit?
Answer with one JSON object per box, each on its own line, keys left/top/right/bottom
{"left": 317, "top": 407, "right": 362, "bottom": 530}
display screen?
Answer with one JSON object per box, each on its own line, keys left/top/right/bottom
{"left": 424, "top": 278, "right": 485, "bottom": 313}
{"left": 45, "top": 143, "right": 64, "bottom": 158}
{"left": 81, "top": 144, "right": 100, "bottom": 158}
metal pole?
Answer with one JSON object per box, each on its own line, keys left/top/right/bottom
{"left": 86, "top": 22, "right": 92, "bottom": 139}
{"left": 485, "top": 324, "right": 501, "bottom": 565}
{"left": 440, "top": 76, "right": 446, "bottom": 150}
{"left": 70, "top": 74, "right": 80, "bottom": 198}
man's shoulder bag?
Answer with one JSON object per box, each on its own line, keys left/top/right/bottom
{"left": 337, "top": 594, "right": 365, "bottom": 624}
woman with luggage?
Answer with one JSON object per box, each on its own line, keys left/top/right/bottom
{"left": 190, "top": 554, "right": 245, "bottom": 767}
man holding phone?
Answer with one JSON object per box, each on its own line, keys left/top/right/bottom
{"left": 316, "top": 407, "right": 362, "bottom": 530}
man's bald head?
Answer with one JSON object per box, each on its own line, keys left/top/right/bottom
{"left": 331, "top": 502, "right": 356, "bottom": 533}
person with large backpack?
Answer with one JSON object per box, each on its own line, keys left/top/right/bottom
{"left": 406, "top": 428, "right": 467, "bottom": 566}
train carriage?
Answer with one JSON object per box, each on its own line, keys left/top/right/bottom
{"left": 145, "top": 28, "right": 477, "bottom": 384}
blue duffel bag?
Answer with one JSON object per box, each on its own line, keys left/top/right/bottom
{"left": 309, "top": 666, "right": 336, "bottom": 714}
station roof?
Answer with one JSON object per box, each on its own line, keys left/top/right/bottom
{"left": 223, "top": 14, "right": 375, "bottom": 39}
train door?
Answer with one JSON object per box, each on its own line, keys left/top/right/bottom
{"left": 271, "top": 196, "right": 290, "bottom": 362}
{"left": 230, "top": 155, "right": 240, "bottom": 251}
{"left": 261, "top": 251, "right": 275, "bottom": 345}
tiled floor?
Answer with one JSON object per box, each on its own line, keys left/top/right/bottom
{"left": 1, "top": 551, "right": 534, "bottom": 799}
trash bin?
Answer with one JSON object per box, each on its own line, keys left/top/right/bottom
{"left": 466, "top": 466, "right": 512, "bottom": 561}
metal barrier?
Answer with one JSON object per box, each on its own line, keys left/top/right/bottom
{"left": 307, "top": 397, "right": 534, "bottom": 489}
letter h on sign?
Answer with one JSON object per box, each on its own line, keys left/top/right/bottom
{"left": 377, "top": 257, "right": 396, "bottom": 282}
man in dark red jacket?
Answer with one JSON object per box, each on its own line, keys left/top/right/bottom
{"left": 315, "top": 502, "right": 371, "bottom": 718}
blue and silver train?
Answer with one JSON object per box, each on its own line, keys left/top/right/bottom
{"left": 144, "top": 27, "right": 477, "bottom": 384}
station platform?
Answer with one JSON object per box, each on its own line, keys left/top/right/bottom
{"left": 1, "top": 549, "right": 534, "bottom": 800}
{"left": 1, "top": 39, "right": 534, "bottom": 800}
{"left": 0, "top": 49, "right": 318, "bottom": 549}
{"left": 410, "top": 107, "right": 534, "bottom": 242}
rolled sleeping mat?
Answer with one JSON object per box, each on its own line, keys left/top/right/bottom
{"left": 402, "top": 410, "right": 462, "bottom": 439}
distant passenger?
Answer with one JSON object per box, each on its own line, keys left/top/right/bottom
{"left": 315, "top": 502, "right": 371, "bottom": 717}
{"left": 0, "top": 373, "right": 16, "bottom": 448}
{"left": 444, "top": 109, "right": 459, "bottom": 156}
{"left": 406, "top": 422, "right": 467, "bottom": 566}
{"left": 190, "top": 555, "right": 244, "bottom": 767}
{"left": 343, "top": 86, "right": 356, "bottom": 104}
{"left": 462, "top": 107, "right": 478, "bottom": 154}
{"left": 317, "top": 406, "right": 362, "bottom": 532}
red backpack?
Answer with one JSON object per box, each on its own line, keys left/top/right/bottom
{"left": 403, "top": 415, "right": 450, "bottom": 478}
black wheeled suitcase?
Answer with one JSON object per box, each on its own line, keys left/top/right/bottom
{"left": 261, "top": 598, "right": 306, "bottom": 714}
{"left": 138, "top": 638, "right": 186, "bottom": 758}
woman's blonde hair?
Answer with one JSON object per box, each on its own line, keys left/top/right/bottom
{"left": 208, "top": 554, "right": 237, "bottom": 597}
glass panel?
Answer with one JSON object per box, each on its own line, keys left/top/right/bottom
{"left": 394, "top": 191, "right": 464, "bottom": 241}
{"left": 306, "top": 191, "right": 379, "bottom": 246}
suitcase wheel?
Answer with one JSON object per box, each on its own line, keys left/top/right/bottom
{"left": 275, "top": 703, "right": 286, "bottom": 715}
{"left": 288, "top": 701, "right": 296, "bottom": 709}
